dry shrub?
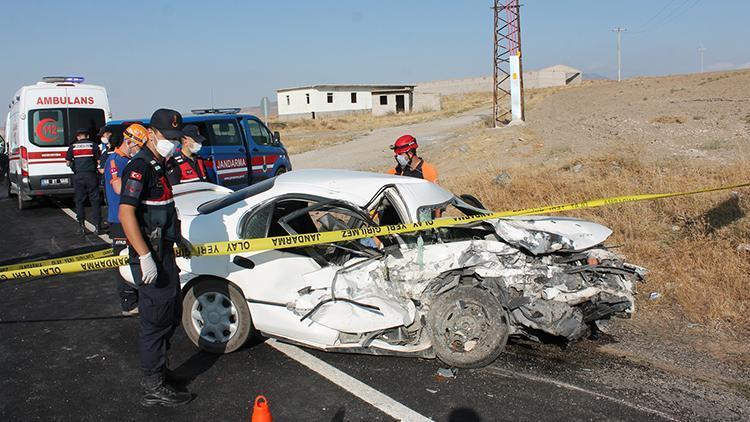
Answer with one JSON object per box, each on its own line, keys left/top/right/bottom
{"left": 442, "top": 153, "right": 750, "bottom": 335}
{"left": 652, "top": 115, "right": 685, "bottom": 124}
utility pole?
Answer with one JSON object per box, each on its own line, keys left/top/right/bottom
{"left": 698, "top": 45, "right": 707, "bottom": 73}
{"left": 612, "top": 27, "right": 626, "bottom": 82}
{"left": 492, "top": 0, "right": 524, "bottom": 127}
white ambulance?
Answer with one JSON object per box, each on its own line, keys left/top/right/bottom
{"left": 5, "top": 77, "right": 111, "bottom": 210}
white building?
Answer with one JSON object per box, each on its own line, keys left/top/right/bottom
{"left": 276, "top": 84, "right": 416, "bottom": 121}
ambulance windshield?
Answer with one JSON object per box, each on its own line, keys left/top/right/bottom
{"left": 28, "top": 108, "right": 105, "bottom": 147}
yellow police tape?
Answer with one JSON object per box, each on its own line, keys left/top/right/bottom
{"left": 1, "top": 181, "right": 748, "bottom": 281}
{"left": 0, "top": 248, "right": 112, "bottom": 273}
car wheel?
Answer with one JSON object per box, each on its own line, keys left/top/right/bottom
{"left": 182, "top": 278, "right": 253, "bottom": 354}
{"left": 427, "top": 286, "right": 510, "bottom": 368}
{"left": 7, "top": 178, "right": 16, "bottom": 198}
{"left": 274, "top": 167, "right": 287, "bottom": 176}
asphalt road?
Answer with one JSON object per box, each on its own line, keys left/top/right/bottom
{"left": 0, "top": 186, "right": 698, "bottom": 421}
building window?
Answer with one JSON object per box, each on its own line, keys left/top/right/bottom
{"left": 379, "top": 95, "right": 388, "bottom": 105}
{"left": 306, "top": 93, "right": 310, "bottom": 104}
{"left": 327, "top": 93, "right": 334, "bottom": 103}
{"left": 286, "top": 95, "right": 290, "bottom": 106}
{"left": 351, "top": 92, "right": 357, "bottom": 103}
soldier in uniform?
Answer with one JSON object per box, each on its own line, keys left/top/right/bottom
{"left": 166, "top": 124, "right": 208, "bottom": 185}
{"left": 118, "top": 109, "right": 192, "bottom": 407}
{"left": 66, "top": 128, "right": 103, "bottom": 235}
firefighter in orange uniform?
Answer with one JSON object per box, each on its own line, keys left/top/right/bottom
{"left": 387, "top": 135, "right": 438, "bottom": 183}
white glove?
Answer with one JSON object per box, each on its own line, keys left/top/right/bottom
{"left": 139, "top": 252, "right": 158, "bottom": 285}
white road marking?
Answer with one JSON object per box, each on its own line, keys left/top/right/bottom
{"left": 59, "top": 206, "right": 111, "bottom": 244}
{"left": 268, "top": 339, "right": 432, "bottom": 422}
{"left": 484, "top": 365, "right": 678, "bottom": 421}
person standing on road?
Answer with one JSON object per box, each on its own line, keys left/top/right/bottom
{"left": 166, "top": 124, "right": 208, "bottom": 185}
{"left": 104, "top": 123, "right": 146, "bottom": 316}
{"left": 118, "top": 109, "right": 192, "bottom": 407}
{"left": 387, "top": 135, "right": 439, "bottom": 183}
{"left": 97, "top": 126, "right": 114, "bottom": 177}
{"left": 66, "top": 128, "right": 103, "bottom": 235}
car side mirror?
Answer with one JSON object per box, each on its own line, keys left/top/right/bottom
{"left": 273, "top": 131, "right": 281, "bottom": 143}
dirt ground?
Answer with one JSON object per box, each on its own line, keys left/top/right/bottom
{"left": 287, "top": 69, "right": 750, "bottom": 406}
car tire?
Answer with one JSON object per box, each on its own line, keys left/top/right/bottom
{"left": 274, "top": 167, "right": 287, "bottom": 177}
{"left": 427, "top": 286, "right": 510, "bottom": 368}
{"left": 182, "top": 278, "right": 253, "bottom": 354}
{"left": 7, "top": 178, "right": 16, "bottom": 198}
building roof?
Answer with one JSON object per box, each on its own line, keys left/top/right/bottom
{"left": 538, "top": 64, "right": 581, "bottom": 74}
{"left": 277, "top": 84, "right": 415, "bottom": 93}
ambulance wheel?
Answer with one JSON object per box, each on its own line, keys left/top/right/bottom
{"left": 182, "top": 278, "right": 253, "bottom": 354}
{"left": 7, "top": 179, "right": 15, "bottom": 198}
{"left": 275, "top": 167, "right": 287, "bottom": 176}
{"left": 427, "top": 286, "right": 510, "bottom": 368}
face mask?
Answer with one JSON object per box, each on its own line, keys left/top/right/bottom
{"left": 155, "top": 139, "right": 177, "bottom": 159}
{"left": 101, "top": 136, "right": 109, "bottom": 144}
{"left": 395, "top": 154, "right": 410, "bottom": 167}
{"left": 188, "top": 142, "right": 202, "bottom": 154}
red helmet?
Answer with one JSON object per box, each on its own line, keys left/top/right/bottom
{"left": 391, "top": 135, "right": 418, "bottom": 154}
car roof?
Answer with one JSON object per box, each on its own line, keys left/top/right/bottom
{"left": 193, "top": 169, "right": 452, "bottom": 216}
{"left": 108, "top": 114, "right": 259, "bottom": 125}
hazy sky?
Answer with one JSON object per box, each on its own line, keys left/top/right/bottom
{"left": 1, "top": 0, "right": 747, "bottom": 119}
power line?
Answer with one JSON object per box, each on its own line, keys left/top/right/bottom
{"left": 630, "top": 0, "right": 702, "bottom": 35}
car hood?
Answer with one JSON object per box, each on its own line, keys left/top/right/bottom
{"left": 491, "top": 216, "right": 613, "bottom": 255}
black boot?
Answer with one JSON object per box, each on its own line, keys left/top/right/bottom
{"left": 77, "top": 221, "right": 86, "bottom": 235}
{"left": 96, "top": 225, "right": 106, "bottom": 235}
{"left": 140, "top": 373, "right": 192, "bottom": 407}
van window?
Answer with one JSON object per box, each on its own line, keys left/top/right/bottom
{"left": 246, "top": 120, "right": 272, "bottom": 146}
{"left": 27, "top": 108, "right": 105, "bottom": 148}
{"left": 207, "top": 121, "right": 242, "bottom": 146}
{"left": 29, "top": 109, "right": 66, "bottom": 146}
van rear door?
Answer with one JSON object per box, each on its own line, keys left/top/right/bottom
{"left": 203, "top": 118, "right": 250, "bottom": 190}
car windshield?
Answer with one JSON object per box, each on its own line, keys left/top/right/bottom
{"left": 28, "top": 108, "right": 105, "bottom": 147}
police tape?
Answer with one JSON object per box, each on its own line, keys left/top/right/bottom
{"left": 0, "top": 248, "right": 112, "bottom": 273}
{"left": 1, "top": 181, "right": 748, "bottom": 281}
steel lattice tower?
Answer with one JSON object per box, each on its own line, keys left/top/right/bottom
{"left": 493, "top": 0, "right": 524, "bottom": 127}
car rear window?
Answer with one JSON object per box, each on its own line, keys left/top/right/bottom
{"left": 28, "top": 108, "right": 105, "bottom": 147}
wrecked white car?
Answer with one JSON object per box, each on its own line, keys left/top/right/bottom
{"left": 122, "top": 170, "right": 644, "bottom": 368}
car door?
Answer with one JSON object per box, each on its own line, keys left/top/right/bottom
{"left": 228, "top": 195, "right": 386, "bottom": 341}
{"left": 204, "top": 118, "right": 250, "bottom": 190}
{"left": 244, "top": 118, "right": 281, "bottom": 183}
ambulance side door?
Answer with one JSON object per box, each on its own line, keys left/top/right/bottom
{"left": 244, "top": 118, "right": 281, "bottom": 183}
{"left": 204, "top": 118, "right": 250, "bottom": 190}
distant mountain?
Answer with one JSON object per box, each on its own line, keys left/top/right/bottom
{"left": 241, "top": 102, "right": 278, "bottom": 118}
{"left": 584, "top": 73, "right": 611, "bottom": 81}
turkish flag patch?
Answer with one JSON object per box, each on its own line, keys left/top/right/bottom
{"left": 129, "top": 171, "right": 143, "bottom": 181}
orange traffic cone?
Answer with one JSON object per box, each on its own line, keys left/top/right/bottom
{"left": 251, "top": 395, "right": 272, "bottom": 422}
